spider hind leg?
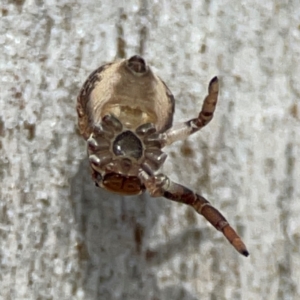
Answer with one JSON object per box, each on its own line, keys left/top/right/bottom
{"left": 143, "top": 173, "right": 249, "bottom": 257}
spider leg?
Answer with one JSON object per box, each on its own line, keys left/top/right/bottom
{"left": 161, "top": 77, "right": 219, "bottom": 147}
{"left": 142, "top": 172, "right": 249, "bottom": 257}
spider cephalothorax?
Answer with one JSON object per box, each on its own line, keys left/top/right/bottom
{"left": 77, "top": 55, "right": 249, "bottom": 257}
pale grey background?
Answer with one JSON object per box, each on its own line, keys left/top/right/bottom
{"left": 1, "top": 1, "right": 300, "bottom": 299}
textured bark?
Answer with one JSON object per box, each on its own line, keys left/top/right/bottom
{"left": 1, "top": 1, "right": 300, "bottom": 299}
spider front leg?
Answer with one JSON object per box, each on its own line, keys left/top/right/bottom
{"left": 162, "top": 77, "right": 219, "bottom": 147}
{"left": 142, "top": 173, "right": 249, "bottom": 257}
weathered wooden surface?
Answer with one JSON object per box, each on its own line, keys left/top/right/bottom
{"left": 1, "top": 1, "right": 300, "bottom": 299}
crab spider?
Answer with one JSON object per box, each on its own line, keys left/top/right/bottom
{"left": 77, "top": 55, "right": 249, "bottom": 257}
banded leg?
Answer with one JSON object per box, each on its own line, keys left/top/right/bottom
{"left": 143, "top": 173, "right": 249, "bottom": 257}
{"left": 161, "top": 77, "right": 219, "bottom": 147}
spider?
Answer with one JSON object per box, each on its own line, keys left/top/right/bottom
{"left": 76, "top": 55, "right": 249, "bottom": 257}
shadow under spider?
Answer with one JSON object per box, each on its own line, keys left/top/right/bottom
{"left": 70, "top": 159, "right": 215, "bottom": 300}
